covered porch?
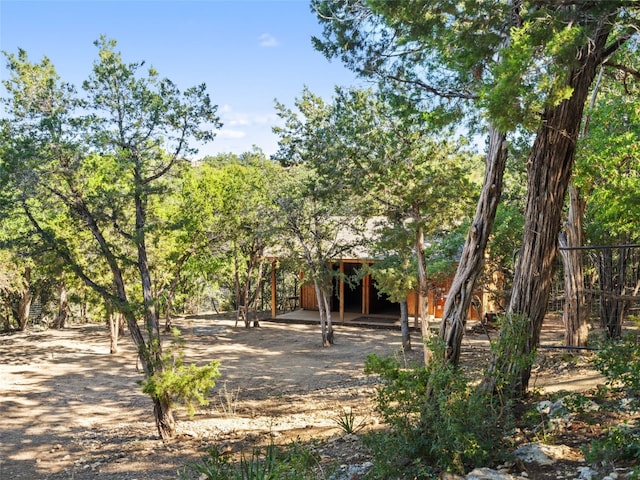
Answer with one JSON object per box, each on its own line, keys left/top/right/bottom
{"left": 265, "top": 258, "right": 486, "bottom": 330}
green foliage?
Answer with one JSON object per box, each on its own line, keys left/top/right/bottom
{"left": 313, "top": 1, "right": 637, "bottom": 134}
{"left": 574, "top": 71, "right": 640, "bottom": 244}
{"left": 561, "top": 392, "right": 597, "bottom": 419}
{"left": 274, "top": 87, "right": 478, "bottom": 317}
{"left": 585, "top": 329, "right": 640, "bottom": 477}
{"left": 486, "top": 314, "right": 537, "bottom": 399}
{"left": 363, "top": 339, "right": 510, "bottom": 477}
{"left": 483, "top": 15, "right": 584, "bottom": 131}
{"left": 0, "top": 34, "right": 222, "bottom": 389}
{"left": 178, "top": 440, "right": 322, "bottom": 480}
{"left": 592, "top": 333, "right": 640, "bottom": 408}
{"left": 174, "top": 154, "right": 284, "bottom": 312}
{"left": 142, "top": 328, "right": 221, "bottom": 416}
{"left": 583, "top": 423, "right": 640, "bottom": 466}
{"left": 332, "top": 407, "right": 367, "bottom": 435}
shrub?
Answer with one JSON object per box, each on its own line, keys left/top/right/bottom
{"left": 592, "top": 332, "right": 640, "bottom": 407}
{"left": 586, "top": 330, "right": 640, "bottom": 477}
{"left": 178, "top": 440, "right": 322, "bottom": 480}
{"left": 582, "top": 423, "right": 640, "bottom": 466}
{"left": 362, "top": 338, "right": 510, "bottom": 478}
{"left": 142, "top": 328, "right": 221, "bottom": 416}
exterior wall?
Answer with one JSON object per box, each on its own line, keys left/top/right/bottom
{"left": 300, "top": 281, "right": 320, "bottom": 311}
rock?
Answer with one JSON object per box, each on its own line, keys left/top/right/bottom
{"left": 575, "top": 466, "right": 598, "bottom": 480}
{"left": 440, "top": 472, "right": 465, "bottom": 479}
{"left": 550, "top": 399, "right": 568, "bottom": 417}
{"left": 513, "top": 442, "right": 578, "bottom": 465}
{"left": 466, "top": 467, "right": 528, "bottom": 479}
{"left": 536, "top": 400, "right": 552, "bottom": 415}
{"left": 328, "top": 461, "right": 373, "bottom": 480}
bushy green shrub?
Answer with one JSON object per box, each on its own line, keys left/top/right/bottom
{"left": 583, "top": 423, "right": 640, "bottom": 466}
{"left": 178, "top": 440, "right": 322, "bottom": 480}
{"left": 586, "top": 329, "right": 640, "bottom": 476}
{"left": 142, "top": 328, "right": 221, "bottom": 416}
{"left": 362, "top": 339, "right": 510, "bottom": 478}
{"left": 592, "top": 332, "right": 640, "bottom": 406}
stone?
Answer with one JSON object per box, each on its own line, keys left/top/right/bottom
{"left": 513, "top": 442, "right": 576, "bottom": 465}
{"left": 575, "top": 466, "right": 598, "bottom": 480}
{"left": 466, "top": 467, "right": 528, "bottom": 479}
{"left": 440, "top": 472, "right": 464, "bottom": 479}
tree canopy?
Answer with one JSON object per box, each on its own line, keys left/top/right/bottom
{"left": 0, "top": 37, "right": 222, "bottom": 439}
{"left": 312, "top": 0, "right": 640, "bottom": 394}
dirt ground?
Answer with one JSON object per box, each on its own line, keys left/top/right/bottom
{"left": 0, "top": 313, "right": 617, "bottom": 479}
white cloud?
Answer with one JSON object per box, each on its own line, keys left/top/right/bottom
{"left": 258, "top": 33, "right": 279, "bottom": 47}
{"left": 217, "top": 128, "right": 247, "bottom": 139}
{"left": 200, "top": 104, "right": 284, "bottom": 157}
{"left": 227, "top": 118, "right": 251, "bottom": 127}
{"left": 220, "top": 105, "right": 279, "bottom": 129}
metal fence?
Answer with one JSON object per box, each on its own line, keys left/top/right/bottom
{"left": 554, "top": 244, "right": 640, "bottom": 337}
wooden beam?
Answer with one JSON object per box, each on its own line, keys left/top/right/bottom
{"left": 339, "top": 261, "right": 345, "bottom": 322}
{"left": 271, "top": 260, "right": 277, "bottom": 318}
{"left": 363, "top": 269, "right": 370, "bottom": 315}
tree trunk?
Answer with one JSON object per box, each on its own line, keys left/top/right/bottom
{"left": 122, "top": 305, "right": 177, "bottom": 440}
{"left": 324, "top": 292, "right": 334, "bottom": 346}
{"left": 17, "top": 267, "right": 32, "bottom": 331}
{"left": 52, "top": 280, "right": 69, "bottom": 329}
{"left": 242, "top": 252, "right": 254, "bottom": 328}
{"left": 439, "top": 126, "right": 508, "bottom": 364}
{"left": 487, "top": 23, "right": 612, "bottom": 396}
{"left": 415, "top": 225, "right": 433, "bottom": 363}
{"left": 107, "top": 304, "right": 122, "bottom": 354}
{"left": 315, "top": 280, "right": 334, "bottom": 347}
{"left": 558, "top": 185, "right": 588, "bottom": 348}
{"left": 400, "top": 300, "right": 411, "bottom": 351}
{"left": 17, "top": 290, "right": 32, "bottom": 331}
{"left": 152, "top": 394, "right": 177, "bottom": 441}
{"left": 134, "top": 178, "right": 176, "bottom": 439}
{"left": 248, "top": 259, "right": 266, "bottom": 327}
{"left": 233, "top": 242, "right": 242, "bottom": 311}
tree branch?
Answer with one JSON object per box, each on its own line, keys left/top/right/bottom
{"left": 380, "top": 73, "right": 477, "bottom": 101}
{"left": 604, "top": 61, "right": 640, "bottom": 80}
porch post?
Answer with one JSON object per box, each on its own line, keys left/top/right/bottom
{"left": 414, "top": 291, "right": 420, "bottom": 329}
{"left": 339, "top": 261, "right": 345, "bottom": 322}
{"left": 363, "top": 268, "right": 370, "bottom": 315}
{"left": 271, "top": 260, "right": 277, "bottom": 318}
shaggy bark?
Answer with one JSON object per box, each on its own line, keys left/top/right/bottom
{"left": 489, "top": 19, "right": 615, "bottom": 395}
{"left": 17, "top": 266, "right": 32, "bottom": 331}
{"left": 52, "top": 281, "right": 69, "bottom": 329}
{"left": 559, "top": 185, "right": 588, "bottom": 348}
{"left": 439, "top": 126, "right": 508, "bottom": 364}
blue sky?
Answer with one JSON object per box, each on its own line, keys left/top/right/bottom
{"left": 0, "top": 0, "right": 362, "bottom": 158}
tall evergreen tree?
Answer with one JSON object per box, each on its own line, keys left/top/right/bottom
{"left": 0, "top": 37, "right": 222, "bottom": 438}
{"left": 312, "top": 0, "right": 639, "bottom": 394}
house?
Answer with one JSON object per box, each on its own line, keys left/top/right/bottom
{"left": 266, "top": 257, "right": 490, "bottom": 328}
{"left": 264, "top": 217, "right": 495, "bottom": 327}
